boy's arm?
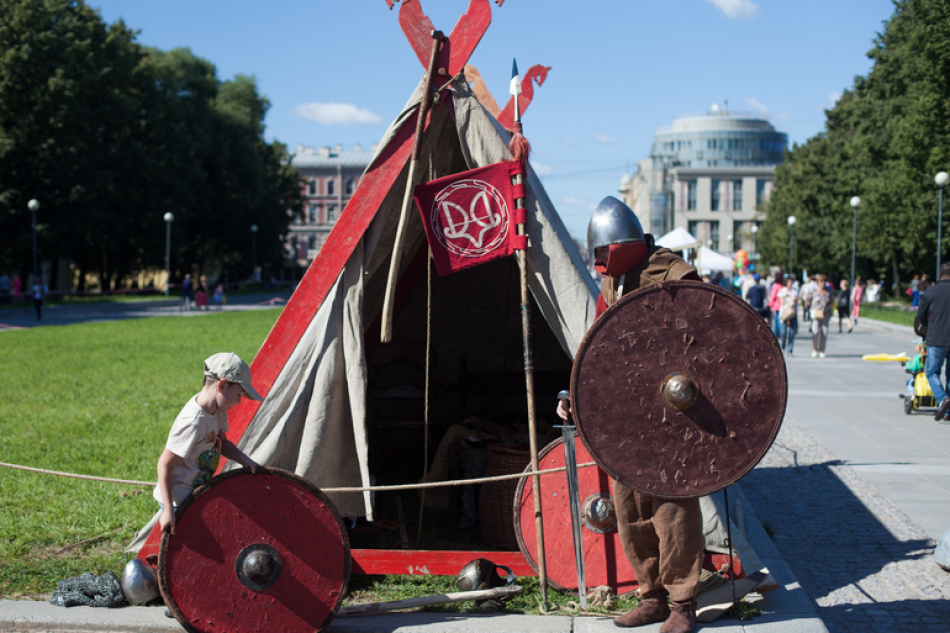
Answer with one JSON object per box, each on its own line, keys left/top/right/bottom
{"left": 221, "top": 437, "right": 259, "bottom": 473}
{"left": 157, "top": 448, "right": 185, "bottom": 534}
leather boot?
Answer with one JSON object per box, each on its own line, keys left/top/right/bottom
{"left": 613, "top": 589, "right": 669, "bottom": 628}
{"left": 659, "top": 599, "right": 696, "bottom": 633}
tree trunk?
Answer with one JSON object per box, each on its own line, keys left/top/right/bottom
{"left": 890, "top": 245, "right": 901, "bottom": 300}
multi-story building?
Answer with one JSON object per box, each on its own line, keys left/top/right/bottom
{"left": 621, "top": 104, "right": 787, "bottom": 257}
{"left": 288, "top": 143, "right": 375, "bottom": 276}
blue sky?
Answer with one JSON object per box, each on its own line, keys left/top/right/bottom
{"left": 92, "top": 0, "right": 897, "bottom": 242}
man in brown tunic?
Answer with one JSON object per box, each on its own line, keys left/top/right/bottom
{"left": 557, "top": 197, "right": 704, "bottom": 633}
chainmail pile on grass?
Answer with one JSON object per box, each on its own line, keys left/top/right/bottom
{"left": 49, "top": 570, "right": 126, "bottom": 608}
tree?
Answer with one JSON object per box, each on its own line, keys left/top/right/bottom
{"left": 761, "top": 0, "right": 950, "bottom": 295}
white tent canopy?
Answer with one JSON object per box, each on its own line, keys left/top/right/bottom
{"left": 695, "top": 245, "right": 734, "bottom": 272}
{"left": 655, "top": 226, "right": 701, "bottom": 252}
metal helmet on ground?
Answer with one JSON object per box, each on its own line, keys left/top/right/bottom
{"left": 456, "top": 559, "right": 516, "bottom": 609}
{"left": 121, "top": 558, "right": 159, "bottom": 605}
{"left": 587, "top": 196, "right": 645, "bottom": 254}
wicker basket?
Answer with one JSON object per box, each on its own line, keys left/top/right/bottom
{"left": 478, "top": 444, "right": 529, "bottom": 550}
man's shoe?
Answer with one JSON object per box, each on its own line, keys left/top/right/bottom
{"left": 614, "top": 590, "right": 669, "bottom": 628}
{"left": 935, "top": 397, "right": 950, "bottom": 421}
{"left": 659, "top": 600, "right": 696, "bottom": 633}
{"left": 811, "top": 351, "right": 818, "bottom": 358}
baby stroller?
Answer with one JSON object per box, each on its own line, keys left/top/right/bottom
{"left": 899, "top": 346, "right": 937, "bottom": 415}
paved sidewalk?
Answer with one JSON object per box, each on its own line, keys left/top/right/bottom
{"left": 739, "top": 315, "right": 950, "bottom": 633}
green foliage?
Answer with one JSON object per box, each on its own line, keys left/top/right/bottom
{"left": 0, "top": 309, "right": 280, "bottom": 598}
{"left": 0, "top": 1, "right": 301, "bottom": 291}
{"left": 761, "top": 0, "right": 950, "bottom": 294}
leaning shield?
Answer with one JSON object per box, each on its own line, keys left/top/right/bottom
{"left": 159, "top": 468, "right": 350, "bottom": 633}
{"left": 571, "top": 281, "right": 786, "bottom": 498}
{"left": 515, "top": 435, "right": 748, "bottom": 595}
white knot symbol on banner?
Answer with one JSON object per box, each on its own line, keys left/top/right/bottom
{"left": 440, "top": 190, "right": 501, "bottom": 249}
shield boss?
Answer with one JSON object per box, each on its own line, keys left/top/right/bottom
{"left": 571, "top": 281, "right": 786, "bottom": 498}
{"left": 159, "top": 468, "right": 350, "bottom": 633}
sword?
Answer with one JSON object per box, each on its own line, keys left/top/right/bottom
{"left": 557, "top": 390, "right": 587, "bottom": 609}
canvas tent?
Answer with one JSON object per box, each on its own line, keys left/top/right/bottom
{"left": 695, "top": 245, "right": 735, "bottom": 273}
{"left": 655, "top": 226, "right": 701, "bottom": 252}
{"left": 223, "top": 75, "right": 599, "bottom": 521}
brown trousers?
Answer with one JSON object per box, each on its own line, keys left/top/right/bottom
{"left": 613, "top": 481, "right": 704, "bottom": 603}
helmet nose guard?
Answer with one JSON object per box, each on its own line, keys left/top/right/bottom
{"left": 587, "top": 196, "right": 645, "bottom": 254}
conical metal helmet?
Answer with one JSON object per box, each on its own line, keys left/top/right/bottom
{"left": 587, "top": 196, "right": 645, "bottom": 254}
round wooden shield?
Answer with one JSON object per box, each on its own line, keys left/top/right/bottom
{"left": 159, "top": 468, "right": 350, "bottom": 633}
{"left": 515, "top": 435, "right": 748, "bottom": 596}
{"left": 515, "top": 435, "right": 639, "bottom": 595}
{"left": 571, "top": 281, "right": 786, "bottom": 498}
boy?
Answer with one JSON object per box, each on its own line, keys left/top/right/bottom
{"left": 127, "top": 353, "right": 262, "bottom": 551}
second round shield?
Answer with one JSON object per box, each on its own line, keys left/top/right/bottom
{"left": 515, "top": 435, "right": 639, "bottom": 595}
{"left": 571, "top": 281, "right": 786, "bottom": 498}
{"left": 159, "top": 468, "right": 350, "bottom": 633}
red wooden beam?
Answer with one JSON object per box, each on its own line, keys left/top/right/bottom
{"left": 350, "top": 549, "right": 535, "bottom": 577}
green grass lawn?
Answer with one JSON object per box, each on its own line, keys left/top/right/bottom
{"left": 860, "top": 303, "right": 917, "bottom": 328}
{"left": 0, "top": 310, "right": 279, "bottom": 599}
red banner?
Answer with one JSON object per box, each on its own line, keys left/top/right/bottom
{"left": 413, "top": 160, "right": 527, "bottom": 276}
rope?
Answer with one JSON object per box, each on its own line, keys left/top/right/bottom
{"left": 417, "top": 245, "right": 434, "bottom": 543}
{"left": 0, "top": 459, "right": 599, "bottom": 493}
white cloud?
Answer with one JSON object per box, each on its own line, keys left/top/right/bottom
{"left": 828, "top": 91, "right": 842, "bottom": 106}
{"left": 293, "top": 102, "right": 382, "bottom": 126}
{"left": 706, "top": 0, "right": 759, "bottom": 19}
{"left": 531, "top": 162, "right": 553, "bottom": 176}
{"left": 745, "top": 97, "right": 769, "bottom": 116}
{"left": 591, "top": 134, "right": 613, "bottom": 145}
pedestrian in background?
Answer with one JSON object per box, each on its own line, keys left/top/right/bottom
{"left": 32, "top": 278, "right": 47, "bottom": 321}
{"left": 837, "top": 279, "right": 853, "bottom": 333}
{"left": 768, "top": 271, "right": 785, "bottom": 337}
{"left": 911, "top": 274, "right": 921, "bottom": 307}
{"left": 851, "top": 277, "right": 864, "bottom": 326}
{"left": 746, "top": 274, "right": 769, "bottom": 321}
{"left": 810, "top": 274, "right": 832, "bottom": 358}
{"left": 181, "top": 274, "right": 193, "bottom": 311}
{"left": 777, "top": 275, "right": 799, "bottom": 356}
{"left": 918, "top": 262, "right": 950, "bottom": 421}
{"left": 800, "top": 274, "right": 818, "bottom": 323}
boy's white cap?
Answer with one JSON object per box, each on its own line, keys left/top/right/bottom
{"left": 204, "top": 352, "right": 263, "bottom": 401}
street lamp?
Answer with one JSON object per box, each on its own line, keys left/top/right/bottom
{"left": 787, "top": 216, "right": 797, "bottom": 275}
{"left": 250, "top": 224, "right": 259, "bottom": 282}
{"left": 937, "top": 172, "right": 949, "bottom": 279}
{"left": 163, "top": 212, "right": 174, "bottom": 296}
{"left": 750, "top": 224, "right": 759, "bottom": 261}
{"left": 28, "top": 198, "right": 40, "bottom": 287}
{"left": 850, "top": 196, "right": 860, "bottom": 291}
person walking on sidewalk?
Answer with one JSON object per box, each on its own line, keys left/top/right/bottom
{"left": 810, "top": 274, "right": 833, "bottom": 358}
{"left": 918, "top": 262, "right": 950, "bottom": 420}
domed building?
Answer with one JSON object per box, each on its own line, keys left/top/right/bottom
{"left": 621, "top": 104, "right": 787, "bottom": 259}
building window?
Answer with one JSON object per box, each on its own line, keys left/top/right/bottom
{"left": 307, "top": 179, "right": 317, "bottom": 196}
{"left": 687, "top": 180, "right": 697, "bottom": 210}
{"left": 711, "top": 179, "right": 721, "bottom": 211}
{"left": 709, "top": 220, "right": 720, "bottom": 252}
{"left": 308, "top": 205, "right": 318, "bottom": 223}
{"left": 327, "top": 205, "right": 337, "bottom": 223}
{"left": 327, "top": 179, "right": 335, "bottom": 196}
{"left": 732, "top": 180, "right": 742, "bottom": 211}
{"left": 756, "top": 179, "right": 767, "bottom": 206}
{"left": 345, "top": 178, "right": 355, "bottom": 195}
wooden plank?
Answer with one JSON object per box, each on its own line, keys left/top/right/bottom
{"left": 350, "top": 548, "right": 535, "bottom": 577}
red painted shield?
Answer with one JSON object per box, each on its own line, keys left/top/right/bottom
{"left": 515, "top": 435, "right": 638, "bottom": 594}
{"left": 159, "top": 468, "right": 350, "bottom": 633}
{"left": 515, "top": 436, "right": 747, "bottom": 596}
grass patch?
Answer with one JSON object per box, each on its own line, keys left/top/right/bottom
{"left": 861, "top": 303, "right": 916, "bottom": 328}
{"left": 0, "top": 310, "right": 280, "bottom": 598}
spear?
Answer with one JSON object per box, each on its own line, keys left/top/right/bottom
{"left": 508, "top": 58, "right": 547, "bottom": 610}
{"left": 381, "top": 30, "right": 443, "bottom": 343}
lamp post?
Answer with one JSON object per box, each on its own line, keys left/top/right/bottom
{"left": 164, "top": 212, "right": 174, "bottom": 296}
{"left": 28, "top": 199, "right": 40, "bottom": 287}
{"left": 850, "top": 196, "right": 860, "bottom": 292}
{"left": 250, "top": 224, "right": 259, "bottom": 282}
{"left": 787, "top": 215, "right": 797, "bottom": 275}
{"left": 937, "top": 172, "right": 949, "bottom": 279}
